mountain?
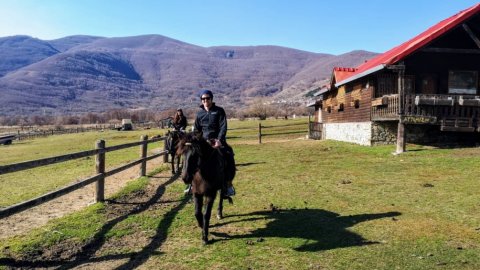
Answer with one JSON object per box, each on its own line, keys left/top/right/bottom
{"left": 0, "top": 34, "right": 377, "bottom": 116}
{"left": 0, "top": 35, "right": 59, "bottom": 77}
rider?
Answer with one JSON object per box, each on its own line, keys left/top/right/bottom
{"left": 193, "top": 89, "right": 235, "bottom": 196}
{"left": 172, "top": 108, "right": 187, "bottom": 132}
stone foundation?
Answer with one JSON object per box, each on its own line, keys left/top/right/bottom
{"left": 324, "top": 122, "right": 372, "bottom": 146}
{"left": 372, "top": 121, "right": 480, "bottom": 146}
{"left": 323, "top": 121, "right": 480, "bottom": 146}
{"left": 371, "top": 122, "right": 397, "bottom": 145}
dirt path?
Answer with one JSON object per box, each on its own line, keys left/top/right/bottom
{"left": 0, "top": 157, "right": 168, "bottom": 240}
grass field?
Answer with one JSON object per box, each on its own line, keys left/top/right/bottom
{"left": 1, "top": 117, "right": 480, "bottom": 269}
{"left": 0, "top": 128, "right": 167, "bottom": 207}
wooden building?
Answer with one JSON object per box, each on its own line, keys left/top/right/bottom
{"left": 313, "top": 3, "right": 480, "bottom": 152}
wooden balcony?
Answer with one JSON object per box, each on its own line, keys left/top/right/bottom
{"left": 371, "top": 94, "right": 480, "bottom": 131}
{"left": 371, "top": 94, "right": 400, "bottom": 121}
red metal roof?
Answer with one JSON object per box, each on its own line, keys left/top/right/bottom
{"left": 335, "top": 3, "right": 480, "bottom": 87}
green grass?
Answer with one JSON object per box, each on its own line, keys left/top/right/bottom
{"left": 0, "top": 128, "right": 166, "bottom": 207}
{"left": 1, "top": 117, "right": 480, "bottom": 269}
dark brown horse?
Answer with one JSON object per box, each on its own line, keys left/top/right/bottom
{"left": 176, "top": 132, "right": 235, "bottom": 244}
{"left": 166, "top": 130, "right": 182, "bottom": 174}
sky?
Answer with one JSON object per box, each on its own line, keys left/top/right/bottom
{"left": 0, "top": 0, "right": 479, "bottom": 55}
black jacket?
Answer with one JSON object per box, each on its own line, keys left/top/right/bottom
{"left": 173, "top": 116, "right": 187, "bottom": 131}
{"left": 194, "top": 103, "right": 227, "bottom": 142}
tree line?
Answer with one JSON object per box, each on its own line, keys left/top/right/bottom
{"left": 0, "top": 101, "right": 312, "bottom": 127}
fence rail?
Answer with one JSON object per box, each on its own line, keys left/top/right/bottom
{"left": 13, "top": 125, "right": 116, "bottom": 141}
{"left": 257, "top": 122, "right": 308, "bottom": 143}
{"left": 0, "top": 136, "right": 167, "bottom": 219}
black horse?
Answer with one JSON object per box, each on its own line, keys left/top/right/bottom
{"left": 176, "top": 132, "right": 235, "bottom": 244}
{"left": 166, "top": 130, "right": 183, "bottom": 174}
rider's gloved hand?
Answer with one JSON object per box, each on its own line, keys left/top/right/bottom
{"left": 213, "top": 139, "right": 222, "bottom": 149}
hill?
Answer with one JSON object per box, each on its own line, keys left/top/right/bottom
{"left": 0, "top": 34, "right": 377, "bottom": 116}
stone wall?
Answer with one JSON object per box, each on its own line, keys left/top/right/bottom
{"left": 371, "top": 121, "right": 480, "bottom": 146}
{"left": 371, "top": 122, "right": 397, "bottom": 145}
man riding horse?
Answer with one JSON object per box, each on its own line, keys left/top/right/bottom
{"left": 193, "top": 89, "right": 235, "bottom": 197}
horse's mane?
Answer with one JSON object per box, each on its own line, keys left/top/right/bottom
{"left": 177, "top": 132, "right": 214, "bottom": 158}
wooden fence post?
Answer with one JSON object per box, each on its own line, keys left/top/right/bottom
{"left": 95, "top": 140, "right": 105, "bottom": 202}
{"left": 140, "top": 135, "right": 148, "bottom": 177}
{"left": 258, "top": 123, "right": 262, "bottom": 144}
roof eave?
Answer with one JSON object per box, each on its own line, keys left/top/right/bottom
{"left": 334, "top": 64, "right": 386, "bottom": 88}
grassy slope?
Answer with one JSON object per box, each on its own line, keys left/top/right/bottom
{"left": 1, "top": 118, "right": 480, "bottom": 269}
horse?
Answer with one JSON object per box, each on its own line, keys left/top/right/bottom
{"left": 166, "top": 130, "right": 182, "bottom": 174}
{"left": 176, "top": 132, "right": 235, "bottom": 244}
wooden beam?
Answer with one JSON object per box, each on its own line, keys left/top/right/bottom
{"left": 462, "top": 23, "right": 480, "bottom": 49}
{"left": 396, "top": 121, "right": 406, "bottom": 154}
{"left": 421, "top": 47, "right": 480, "bottom": 54}
{"left": 371, "top": 96, "right": 388, "bottom": 107}
{"left": 0, "top": 149, "right": 98, "bottom": 175}
{"left": 386, "top": 64, "right": 405, "bottom": 70}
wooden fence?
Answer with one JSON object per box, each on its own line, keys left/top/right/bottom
{"left": 4, "top": 123, "right": 160, "bottom": 141}
{"left": 12, "top": 125, "right": 116, "bottom": 141}
{"left": 228, "top": 122, "right": 308, "bottom": 144}
{"left": 0, "top": 135, "right": 167, "bottom": 219}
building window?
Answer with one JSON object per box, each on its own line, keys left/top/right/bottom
{"left": 338, "top": 103, "right": 344, "bottom": 112}
{"left": 448, "top": 70, "right": 478, "bottom": 94}
{"left": 327, "top": 106, "right": 332, "bottom": 113}
{"left": 354, "top": 99, "right": 360, "bottom": 109}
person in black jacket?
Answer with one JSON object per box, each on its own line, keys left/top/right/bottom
{"left": 172, "top": 108, "right": 187, "bottom": 131}
{"left": 192, "top": 89, "right": 235, "bottom": 196}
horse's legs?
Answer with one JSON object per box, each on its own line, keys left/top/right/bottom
{"left": 175, "top": 154, "right": 181, "bottom": 172}
{"left": 217, "top": 190, "right": 224, "bottom": 220}
{"left": 171, "top": 153, "right": 176, "bottom": 174}
{"left": 203, "top": 196, "right": 215, "bottom": 244}
{"left": 194, "top": 195, "right": 203, "bottom": 228}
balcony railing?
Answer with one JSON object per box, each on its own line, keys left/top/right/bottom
{"left": 371, "top": 94, "right": 400, "bottom": 120}
{"left": 372, "top": 94, "right": 480, "bottom": 128}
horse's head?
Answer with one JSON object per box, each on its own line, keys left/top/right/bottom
{"left": 176, "top": 132, "right": 204, "bottom": 184}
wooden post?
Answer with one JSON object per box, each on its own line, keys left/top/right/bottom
{"left": 95, "top": 140, "right": 105, "bottom": 202}
{"left": 258, "top": 123, "right": 262, "bottom": 144}
{"left": 396, "top": 65, "right": 406, "bottom": 154}
{"left": 396, "top": 120, "right": 406, "bottom": 154}
{"left": 140, "top": 135, "right": 148, "bottom": 177}
{"left": 308, "top": 114, "right": 312, "bottom": 138}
